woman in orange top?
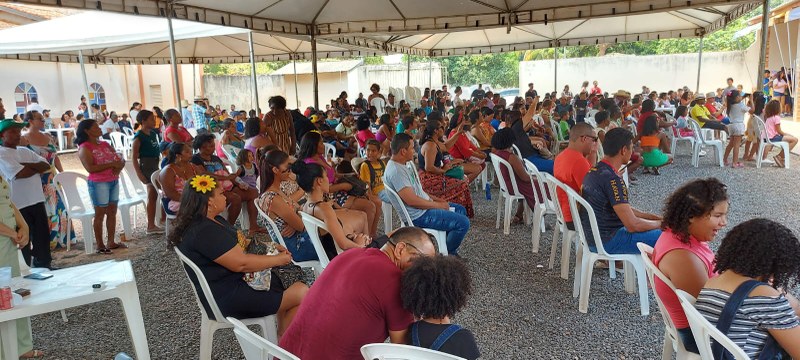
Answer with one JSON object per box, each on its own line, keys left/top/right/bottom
{"left": 640, "top": 115, "right": 672, "bottom": 174}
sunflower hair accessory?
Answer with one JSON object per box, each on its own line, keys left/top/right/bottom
{"left": 189, "top": 175, "right": 217, "bottom": 194}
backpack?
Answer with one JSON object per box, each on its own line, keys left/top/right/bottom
{"left": 364, "top": 159, "right": 385, "bottom": 190}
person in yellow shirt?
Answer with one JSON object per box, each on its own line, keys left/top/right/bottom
{"left": 689, "top": 94, "right": 727, "bottom": 132}
{"left": 358, "top": 139, "right": 385, "bottom": 196}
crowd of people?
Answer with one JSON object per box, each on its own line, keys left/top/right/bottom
{"left": 0, "top": 72, "right": 798, "bottom": 359}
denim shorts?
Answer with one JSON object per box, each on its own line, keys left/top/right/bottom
{"left": 88, "top": 180, "right": 119, "bottom": 207}
{"left": 771, "top": 135, "right": 784, "bottom": 142}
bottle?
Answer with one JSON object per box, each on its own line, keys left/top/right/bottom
{"left": 114, "top": 353, "right": 133, "bottom": 360}
{"left": 120, "top": 232, "right": 127, "bottom": 242}
{"left": 485, "top": 183, "right": 491, "bottom": 200}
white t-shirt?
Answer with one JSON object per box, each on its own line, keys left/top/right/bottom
{"left": 0, "top": 146, "right": 47, "bottom": 208}
{"left": 100, "top": 120, "right": 120, "bottom": 135}
{"left": 727, "top": 102, "right": 750, "bottom": 124}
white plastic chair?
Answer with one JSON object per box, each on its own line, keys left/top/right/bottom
{"left": 174, "top": 248, "right": 278, "bottom": 360}
{"left": 298, "top": 212, "right": 335, "bottom": 271}
{"left": 122, "top": 127, "right": 134, "bottom": 137}
{"left": 637, "top": 244, "right": 701, "bottom": 360}
{"left": 488, "top": 153, "right": 527, "bottom": 235}
{"left": 688, "top": 119, "right": 723, "bottom": 167}
{"left": 541, "top": 173, "right": 577, "bottom": 280}
{"left": 754, "top": 115, "right": 791, "bottom": 169}
{"left": 511, "top": 145, "right": 522, "bottom": 158}
{"left": 53, "top": 172, "right": 95, "bottom": 254}
{"left": 549, "top": 119, "right": 569, "bottom": 154}
{"left": 668, "top": 125, "right": 696, "bottom": 156}
{"left": 564, "top": 185, "right": 650, "bottom": 315}
{"left": 522, "top": 159, "right": 557, "bottom": 254}
{"left": 381, "top": 186, "right": 448, "bottom": 255}
{"left": 109, "top": 132, "right": 132, "bottom": 160}
{"left": 220, "top": 144, "right": 240, "bottom": 173}
{"left": 323, "top": 143, "right": 338, "bottom": 163}
{"left": 360, "top": 343, "right": 466, "bottom": 360}
{"left": 151, "top": 172, "right": 177, "bottom": 237}
{"left": 227, "top": 317, "right": 299, "bottom": 360}
{"left": 117, "top": 163, "right": 147, "bottom": 238}
{"left": 675, "top": 290, "right": 749, "bottom": 360}
{"left": 254, "top": 201, "right": 323, "bottom": 276}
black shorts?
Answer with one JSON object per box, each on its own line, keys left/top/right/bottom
{"left": 139, "top": 157, "right": 160, "bottom": 184}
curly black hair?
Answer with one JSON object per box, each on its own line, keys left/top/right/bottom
{"left": 400, "top": 255, "right": 473, "bottom": 319}
{"left": 661, "top": 178, "right": 728, "bottom": 244}
{"left": 714, "top": 218, "right": 800, "bottom": 291}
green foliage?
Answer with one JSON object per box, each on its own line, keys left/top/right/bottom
{"left": 203, "top": 61, "right": 288, "bottom": 75}
{"left": 362, "top": 56, "right": 385, "bottom": 65}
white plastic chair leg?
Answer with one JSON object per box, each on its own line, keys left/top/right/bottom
{"left": 609, "top": 260, "right": 617, "bottom": 279}
{"left": 560, "top": 231, "right": 574, "bottom": 280}
{"left": 572, "top": 241, "right": 583, "bottom": 298}
{"left": 382, "top": 202, "right": 393, "bottom": 234}
{"left": 80, "top": 217, "right": 95, "bottom": 254}
{"left": 715, "top": 144, "right": 724, "bottom": 167}
{"left": 495, "top": 196, "right": 502, "bottom": 230}
{"left": 623, "top": 261, "right": 635, "bottom": 293}
{"left": 661, "top": 332, "right": 675, "bottom": 360}
{"left": 530, "top": 204, "right": 544, "bottom": 252}
{"left": 547, "top": 224, "right": 561, "bottom": 269}
{"left": 199, "top": 322, "right": 213, "bottom": 360}
{"left": 119, "top": 209, "right": 133, "bottom": 241}
{"left": 578, "top": 255, "right": 594, "bottom": 313}
{"left": 60, "top": 310, "right": 68, "bottom": 322}
{"left": 502, "top": 197, "right": 513, "bottom": 235}
{"left": 633, "top": 261, "right": 650, "bottom": 316}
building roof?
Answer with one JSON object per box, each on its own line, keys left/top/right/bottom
{"left": 271, "top": 59, "right": 363, "bottom": 75}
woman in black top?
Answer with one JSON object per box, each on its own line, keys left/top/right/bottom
{"left": 169, "top": 174, "right": 307, "bottom": 336}
{"left": 401, "top": 256, "right": 480, "bottom": 360}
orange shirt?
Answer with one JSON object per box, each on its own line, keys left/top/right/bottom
{"left": 640, "top": 135, "right": 660, "bottom": 148}
{"left": 553, "top": 148, "right": 591, "bottom": 222}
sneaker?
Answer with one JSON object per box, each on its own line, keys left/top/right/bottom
{"left": 699, "top": 150, "right": 707, "bottom": 157}
{"left": 146, "top": 227, "right": 165, "bottom": 235}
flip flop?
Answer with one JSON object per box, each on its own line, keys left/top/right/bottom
{"left": 107, "top": 243, "right": 128, "bottom": 250}
{"left": 95, "top": 247, "right": 112, "bottom": 255}
{"left": 19, "top": 349, "right": 44, "bottom": 359}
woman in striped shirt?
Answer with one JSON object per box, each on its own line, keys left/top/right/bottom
{"left": 694, "top": 218, "right": 800, "bottom": 358}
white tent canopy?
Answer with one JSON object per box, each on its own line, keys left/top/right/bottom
{"left": 2, "top": 0, "right": 760, "bottom": 56}
{"left": 0, "top": 11, "right": 355, "bottom": 64}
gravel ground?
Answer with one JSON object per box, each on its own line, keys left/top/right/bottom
{"left": 28, "top": 145, "right": 800, "bottom": 359}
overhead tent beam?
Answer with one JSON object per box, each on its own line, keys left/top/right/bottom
{"left": 319, "top": 36, "right": 428, "bottom": 56}
{"left": 248, "top": 31, "right": 259, "bottom": 112}
{"left": 315, "top": 0, "right": 757, "bottom": 36}
{"left": 0, "top": 52, "right": 364, "bottom": 64}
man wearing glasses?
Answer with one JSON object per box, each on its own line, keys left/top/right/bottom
{"left": 279, "top": 227, "right": 436, "bottom": 360}
{"left": 554, "top": 123, "right": 597, "bottom": 231}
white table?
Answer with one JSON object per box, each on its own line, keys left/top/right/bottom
{"left": 45, "top": 128, "right": 76, "bottom": 154}
{"left": 0, "top": 260, "right": 150, "bottom": 359}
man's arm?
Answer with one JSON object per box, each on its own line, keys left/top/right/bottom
{"left": 388, "top": 329, "right": 408, "bottom": 344}
{"left": 632, "top": 207, "right": 661, "bottom": 221}
{"left": 612, "top": 203, "right": 661, "bottom": 232}
{"left": 397, "top": 187, "right": 447, "bottom": 210}
{"left": 16, "top": 161, "right": 50, "bottom": 178}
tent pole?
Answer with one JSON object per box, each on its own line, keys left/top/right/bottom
{"left": 293, "top": 57, "right": 300, "bottom": 109}
{"left": 248, "top": 31, "right": 259, "bottom": 112}
{"left": 166, "top": 6, "right": 181, "bottom": 108}
{"left": 311, "top": 30, "right": 319, "bottom": 110}
{"left": 773, "top": 24, "right": 787, "bottom": 72}
{"left": 77, "top": 50, "right": 91, "bottom": 102}
{"left": 756, "top": 0, "right": 770, "bottom": 90}
{"left": 696, "top": 36, "right": 704, "bottom": 93}
{"left": 406, "top": 55, "right": 410, "bottom": 91}
{"left": 192, "top": 63, "right": 197, "bottom": 99}
{"left": 554, "top": 43, "right": 558, "bottom": 94}
{"left": 429, "top": 58, "right": 433, "bottom": 88}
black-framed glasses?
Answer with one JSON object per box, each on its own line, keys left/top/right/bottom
{"left": 582, "top": 135, "right": 598, "bottom": 142}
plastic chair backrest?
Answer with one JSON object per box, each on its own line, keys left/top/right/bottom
{"left": 637, "top": 243, "right": 682, "bottom": 346}
{"left": 541, "top": 172, "right": 569, "bottom": 223}
{"left": 562, "top": 184, "right": 611, "bottom": 256}
{"left": 688, "top": 119, "right": 707, "bottom": 144}
{"left": 675, "top": 290, "right": 750, "bottom": 360}
{"left": 511, "top": 144, "right": 522, "bottom": 157}
{"left": 381, "top": 186, "right": 415, "bottom": 227}
{"left": 753, "top": 115, "right": 780, "bottom": 146}
{"left": 174, "top": 247, "right": 225, "bottom": 322}
{"left": 522, "top": 159, "right": 555, "bottom": 210}
{"left": 123, "top": 127, "right": 134, "bottom": 136}
{"left": 53, "top": 172, "right": 91, "bottom": 215}
{"left": 221, "top": 145, "right": 239, "bottom": 171}
{"left": 488, "top": 153, "right": 521, "bottom": 197}
{"left": 227, "top": 317, "right": 300, "bottom": 360}
{"left": 324, "top": 143, "right": 337, "bottom": 161}
{"left": 405, "top": 161, "right": 424, "bottom": 186}
{"left": 550, "top": 118, "right": 563, "bottom": 141}
{"left": 253, "top": 200, "right": 287, "bottom": 249}
{"left": 360, "top": 343, "right": 467, "bottom": 360}
{"left": 122, "top": 162, "right": 148, "bottom": 198}
{"left": 109, "top": 132, "right": 128, "bottom": 152}
{"left": 298, "top": 212, "right": 333, "bottom": 268}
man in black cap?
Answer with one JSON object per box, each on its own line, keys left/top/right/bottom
{"left": 0, "top": 119, "right": 55, "bottom": 269}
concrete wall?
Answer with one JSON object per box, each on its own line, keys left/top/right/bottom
{"left": 519, "top": 51, "right": 757, "bottom": 96}
{"left": 202, "top": 74, "right": 285, "bottom": 112}
{"left": 0, "top": 60, "right": 198, "bottom": 118}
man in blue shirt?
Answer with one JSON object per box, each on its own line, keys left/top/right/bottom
{"left": 579, "top": 128, "right": 661, "bottom": 254}
{"left": 180, "top": 99, "right": 193, "bottom": 129}
{"left": 191, "top": 96, "right": 211, "bottom": 134}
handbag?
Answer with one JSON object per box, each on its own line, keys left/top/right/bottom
{"left": 241, "top": 234, "right": 307, "bottom": 291}
{"left": 444, "top": 165, "right": 465, "bottom": 180}
{"left": 338, "top": 175, "right": 369, "bottom": 197}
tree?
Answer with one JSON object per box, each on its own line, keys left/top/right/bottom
{"left": 203, "top": 61, "right": 288, "bottom": 75}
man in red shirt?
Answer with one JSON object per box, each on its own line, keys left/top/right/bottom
{"left": 703, "top": 92, "right": 729, "bottom": 123}
{"left": 554, "top": 123, "right": 596, "bottom": 230}
{"left": 279, "top": 227, "right": 437, "bottom": 359}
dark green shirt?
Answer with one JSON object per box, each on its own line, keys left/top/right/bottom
{"left": 134, "top": 130, "right": 160, "bottom": 158}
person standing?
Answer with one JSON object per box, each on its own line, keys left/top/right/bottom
{"left": 76, "top": 120, "right": 126, "bottom": 253}
{"left": 191, "top": 97, "right": 211, "bottom": 135}
{"left": 525, "top": 83, "right": 538, "bottom": 99}
{"left": 131, "top": 110, "right": 165, "bottom": 235}
{"left": 129, "top": 102, "right": 142, "bottom": 123}
{"left": 0, "top": 119, "right": 55, "bottom": 269}
{"left": 263, "top": 96, "right": 296, "bottom": 155}
{"left": 22, "top": 110, "right": 75, "bottom": 249}
{"left": 180, "top": 99, "right": 193, "bottom": 130}
{"left": 25, "top": 97, "right": 44, "bottom": 114}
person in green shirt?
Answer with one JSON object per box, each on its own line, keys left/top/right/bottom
{"left": 132, "top": 110, "right": 165, "bottom": 235}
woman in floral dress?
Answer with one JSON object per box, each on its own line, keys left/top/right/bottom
{"left": 22, "top": 110, "right": 75, "bottom": 249}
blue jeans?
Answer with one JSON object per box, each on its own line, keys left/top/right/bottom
{"left": 87, "top": 180, "right": 119, "bottom": 207}
{"left": 283, "top": 231, "right": 319, "bottom": 262}
{"left": 525, "top": 154, "right": 554, "bottom": 175}
{"left": 598, "top": 227, "right": 661, "bottom": 254}
{"left": 676, "top": 327, "right": 700, "bottom": 354}
{"left": 411, "top": 203, "right": 470, "bottom": 255}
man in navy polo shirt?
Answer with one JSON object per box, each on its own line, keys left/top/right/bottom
{"left": 579, "top": 128, "right": 661, "bottom": 254}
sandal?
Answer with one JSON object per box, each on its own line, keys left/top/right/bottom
{"left": 652, "top": 167, "right": 660, "bottom": 175}
{"left": 19, "top": 349, "right": 44, "bottom": 359}
{"left": 95, "top": 247, "right": 112, "bottom": 254}
{"left": 510, "top": 216, "right": 523, "bottom": 225}
{"left": 107, "top": 242, "right": 128, "bottom": 250}
{"left": 773, "top": 156, "right": 785, "bottom": 168}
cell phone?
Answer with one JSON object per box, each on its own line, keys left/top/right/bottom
{"left": 14, "top": 288, "right": 30, "bottom": 297}
{"left": 23, "top": 273, "right": 53, "bottom": 280}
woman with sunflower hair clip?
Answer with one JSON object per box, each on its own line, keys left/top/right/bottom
{"left": 169, "top": 174, "right": 308, "bottom": 336}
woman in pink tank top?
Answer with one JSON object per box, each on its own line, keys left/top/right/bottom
{"left": 653, "top": 178, "right": 729, "bottom": 353}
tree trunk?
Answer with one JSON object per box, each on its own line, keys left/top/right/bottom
{"left": 597, "top": 43, "right": 609, "bottom": 56}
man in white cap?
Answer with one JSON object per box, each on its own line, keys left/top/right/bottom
{"left": 180, "top": 99, "right": 193, "bottom": 129}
